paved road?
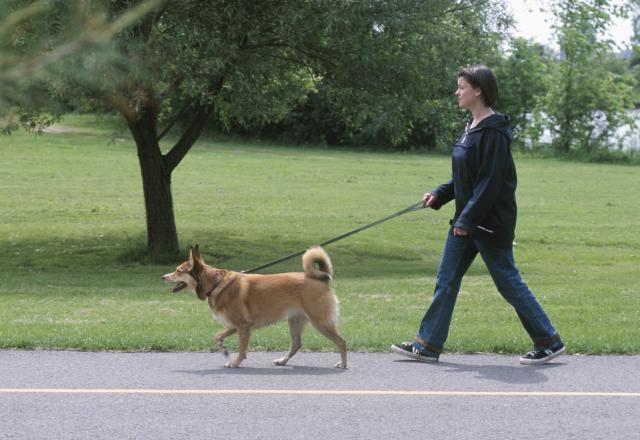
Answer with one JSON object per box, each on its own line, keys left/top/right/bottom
{"left": 1, "top": 350, "right": 639, "bottom": 439}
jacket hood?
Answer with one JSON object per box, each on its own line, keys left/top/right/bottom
{"left": 467, "top": 112, "right": 512, "bottom": 140}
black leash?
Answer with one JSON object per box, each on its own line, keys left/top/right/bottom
{"left": 241, "top": 201, "right": 425, "bottom": 274}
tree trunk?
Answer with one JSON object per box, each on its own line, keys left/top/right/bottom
{"left": 556, "top": 60, "right": 575, "bottom": 155}
{"left": 127, "top": 108, "right": 180, "bottom": 260}
{"left": 556, "top": 115, "right": 573, "bottom": 155}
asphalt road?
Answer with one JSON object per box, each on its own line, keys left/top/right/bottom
{"left": 1, "top": 350, "right": 639, "bottom": 440}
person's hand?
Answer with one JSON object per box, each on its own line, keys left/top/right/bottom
{"left": 453, "top": 227, "right": 468, "bottom": 237}
{"left": 423, "top": 192, "right": 438, "bottom": 208}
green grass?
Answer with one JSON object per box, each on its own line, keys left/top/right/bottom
{"left": 1, "top": 114, "right": 639, "bottom": 354}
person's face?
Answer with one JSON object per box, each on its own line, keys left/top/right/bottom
{"left": 455, "top": 77, "right": 483, "bottom": 109}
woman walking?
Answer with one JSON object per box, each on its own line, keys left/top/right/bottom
{"left": 391, "top": 65, "right": 564, "bottom": 365}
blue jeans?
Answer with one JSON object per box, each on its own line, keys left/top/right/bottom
{"left": 414, "top": 229, "right": 562, "bottom": 354}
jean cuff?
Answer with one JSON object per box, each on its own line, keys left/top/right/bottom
{"left": 533, "top": 334, "right": 562, "bottom": 350}
{"left": 414, "top": 335, "right": 443, "bottom": 354}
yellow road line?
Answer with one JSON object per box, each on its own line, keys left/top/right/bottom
{"left": 0, "top": 389, "right": 639, "bottom": 397}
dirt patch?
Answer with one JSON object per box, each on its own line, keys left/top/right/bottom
{"left": 42, "top": 124, "right": 88, "bottom": 134}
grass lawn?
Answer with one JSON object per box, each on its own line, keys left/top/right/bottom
{"left": 1, "top": 114, "right": 638, "bottom": 355}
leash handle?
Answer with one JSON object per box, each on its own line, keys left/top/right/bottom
{"left": 242, "top": 201, "right": 424, "bottom": 274}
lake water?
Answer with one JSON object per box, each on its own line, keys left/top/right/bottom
{"left": 524, "top": 109, "right": 640, "bottom": 151}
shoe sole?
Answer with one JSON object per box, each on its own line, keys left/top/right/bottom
{"left": 390, "top": 345, "right": 439, "bottom": 363}
{"left": 519, "top": 346, "right": 566, "bottom": 365}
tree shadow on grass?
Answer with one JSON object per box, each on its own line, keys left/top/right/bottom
{"left": 2, "top": 228, "right": 491, "bottom": 280}
{"left": 1, "top": 232, "right": 439, "bottom": 275}
{"left": 177, "top": 228, "right": 467, "bottom": 279}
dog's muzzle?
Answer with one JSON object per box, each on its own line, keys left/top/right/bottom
{"left": 170, "top": 282, "right": 188, "bottom": 293}
{"left": 163, "top": 274, "right": 188, "bottom": 294}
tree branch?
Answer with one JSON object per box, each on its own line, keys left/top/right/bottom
{"left": 157, "top": 102, "right": 190, "bottom": 142}
{"left": 163, "top": 105, "right": 213, "bottom": 172}
{"left": 440, "top": 0, "right": 492, "bottom": 17}
{"left": 162, "top": 73, "right": 225, "bottom": 172}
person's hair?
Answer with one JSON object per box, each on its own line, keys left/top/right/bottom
{"left": 457, "top": 65, "right": 498, "bottom": 108}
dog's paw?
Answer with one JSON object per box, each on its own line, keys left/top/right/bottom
{"left": 224, "top": 361, "right": 240, "bottom": 368}
{"left": 335, "top": 362, "right": 348, "bottom": 369}
{"left": 272, "top": 357, "right": 288, "bottom": 366}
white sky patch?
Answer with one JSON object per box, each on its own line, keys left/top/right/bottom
{"left": 508, "top": 0, "right": 634, "bottom": 50}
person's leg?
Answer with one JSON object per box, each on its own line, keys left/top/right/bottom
{"left": 474, "top": 240, "right": 564, "bottom": 361}
{"left": 412, "top": 229, "right": 479, "bottom": 354}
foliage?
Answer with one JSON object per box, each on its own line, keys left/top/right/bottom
{"left": 163, "top": 0, "right": 510, "bottom": 149}
{"left": 493, "top": 38, "right": 551, "bottom": 148}
{"left": 35, "top": 0, "right": 508, "bottom": 146}
{"left": 0, "top": 0, "right": 167, "bottom": 133}
{"left": 536, "top": 0, "right": 637, "bottom": 154}
{"left": 630, "top": 0, "right": 640, "bottom": 104}
{"left": 227, "top": 1, "right": 510, "bottom": 149}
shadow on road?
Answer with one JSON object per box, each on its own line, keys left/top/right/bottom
{"left": 393, "top": 359, "right": 566, "bottom": 385}
{"left": 173, "top": 365, "right": 348, "bottom": 377}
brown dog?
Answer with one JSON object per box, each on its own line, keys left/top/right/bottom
{"left": 162, "top": 245, "right": 347, "bottom": 369}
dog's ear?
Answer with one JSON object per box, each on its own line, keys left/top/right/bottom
{"left": 192, "top": 244, "right": 205, "bottom": 264}
{"left": 189, "top": 245, "right": 203, "bottom": 274}
{"left": 193, "top": 244, "right": 201, "bottom": 260}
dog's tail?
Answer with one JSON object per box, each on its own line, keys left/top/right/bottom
{"left": 302, "top": 246, "right": 333, "bottom": 282}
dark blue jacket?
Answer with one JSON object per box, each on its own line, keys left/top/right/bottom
{"left": 431, "top": 113, "right": 517, "bottom": 246}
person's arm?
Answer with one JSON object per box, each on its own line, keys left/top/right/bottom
{"left": 453, "top": 130, "right": 509, "bottom": 232}
{"left": 426, "top": 178, "right": 454, "bottom": 209}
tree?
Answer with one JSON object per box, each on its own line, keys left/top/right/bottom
{"left": 5, "top": 0, "right": 509, "bottom": 260}
{"left": 494, "top": 37, "right": 551, "bottom": 148}
{"left": 0, "top": 0, "right": 166, "bottom": 132}
{"left": 630, "top": 0, "right": 640, "bottom": 105}
{"left": 233, "top": 0, "right": 510, "bottom": 150}
{"left": 541, "top": 0, "right": 636, "bottom": 154}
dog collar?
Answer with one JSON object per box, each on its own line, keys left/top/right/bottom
{"left": 203, "top": 274, "right": 237, "bottom": 300}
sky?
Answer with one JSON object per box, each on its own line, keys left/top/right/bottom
{"left": 508, "top": 0, "right": 635, "bottom": 50}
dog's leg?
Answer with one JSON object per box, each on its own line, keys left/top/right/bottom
{"left": 214, "top": 325, "right": 237, "bottom": 357}
{"left": 309, "top": 319, "right": 348, "bottom": 369}
{"left": 225, "top": 326, "right": 250, "bottom": 368}
{"left": 273, "top": 315, "right": 309, "bottom": 366}
{"left": 306, "top": 299, "right": 348, "bottom": 369}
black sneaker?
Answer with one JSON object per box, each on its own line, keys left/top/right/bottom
{"left": 391, "top": 342, "right": 439, "bottom": 362}
{"left": 520, "top": 344, "right": 565, "bottom": 365}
